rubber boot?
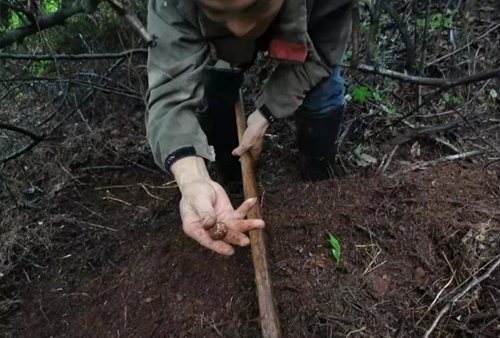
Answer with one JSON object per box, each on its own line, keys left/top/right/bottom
{"left": 295, "top": 104, "right": 345, "bottom": 182}
{"left": 196, "top": 67, "right": 244, "bottom": 194}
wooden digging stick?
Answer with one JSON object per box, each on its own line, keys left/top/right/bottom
{"left": 234, "top": 93, "right": 282, "bottom": 338}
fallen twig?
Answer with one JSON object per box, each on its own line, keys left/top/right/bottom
{"left": 76, "top": 220, "right": 117, "bottom": 232}
{"left": 381, "top": 145, "right": 399, "bottom": 173}
{"left": 423, "top": 255, "right": 500, "bottom": 338}
{"left": 392, "top": 111, "right": 487, "bottom": 145}
{"left": 102, "top": 196, "right": 148, "bottom": 211}
{"left": 397, "top": 150, "right": 482, "bottom": 175}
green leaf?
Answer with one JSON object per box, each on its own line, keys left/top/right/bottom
{"left": 443, "top": 94, "right": 451, "bottom": 102}
{"left": 327, "top": 231, "right": 341, "bottom": 265}
{"left": 451, "top": 96, "right": 461, "bottom": 104}
{"left": 352, "top": 86, "right": 372, "bottom": 105}
{"left": 417, "top": 18, "right": 426, "bottom": 30}
{"left": 354, "top": 144, "right": 363, "bottom": 156}
{"left": 373, "top": 90, "right": 382, "bottom": 102}
{"left": 489, "top": 89, "right": 498, "bottom": 101}
{"left": 343, "top": 48, "right": 353, "bottom": 62}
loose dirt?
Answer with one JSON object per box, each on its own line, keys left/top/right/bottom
{"left": 3, "top": 160, "right": 499, "bottom": 338}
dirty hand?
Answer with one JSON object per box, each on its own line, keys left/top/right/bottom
{"left": 171, "top": 157, "right": 264, "bottom": 256}
{"left": 232, "top": 110, "right": 269, "bottom": 160}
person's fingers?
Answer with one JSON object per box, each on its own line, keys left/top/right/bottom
{"left": 227, "top": 218, "right": 265, "bottom": 233}
{"left": 186, "top": 226, "right": 235, "bottom": 255}
{"left": 223, "top": 229, "right": 250, "bottom": 247}
{"left": 232, "top": 127, "right": 257, "bottom": 156}
{"left": 189, "top": 195, "right": 217, "bottom": 230}
{"left": 233, "top": 197, "right": 258, "bottom": 219}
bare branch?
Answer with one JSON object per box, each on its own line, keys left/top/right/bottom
{"left": 423, "top": 255, "right": 500, "bottom": 338}
{"left": 104, "top": 0, "right": 154, "bottom": 46}
{"left": 0, "top": 48, "right": 148, "bottom": 60}
{"left": 0, "top": 122, "right": 43, "bottom": 140}
{"left": 0, "top": 138, "right": 43, "bottom": 163}
{"left": 428, "top": 22, "right": 500, "bottom": 66}
{"left": 347, "top": 64, "right": 500, "bottom": 88}
{"left": 0, "top": 0, "right": 100, "bottom": 49}
{"left": 398, "top": 150, "right": 482, "bottom": 175}
{"left": 392, "top": 111, "right": 487, "bottom": 145}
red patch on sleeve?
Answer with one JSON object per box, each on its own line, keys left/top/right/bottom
{"left": 269, "top": 39, "right": 308, "bottom": 62}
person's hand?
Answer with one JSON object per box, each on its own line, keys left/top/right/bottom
{"left": 232, "top": 110, "right": 269, "bottom": 160}
{"left": 171, "top": 156, "right": 264, "bottom": 256}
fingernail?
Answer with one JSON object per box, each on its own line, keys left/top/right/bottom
{"left": 248, "top": 197, "right": 258, "bottom": 205}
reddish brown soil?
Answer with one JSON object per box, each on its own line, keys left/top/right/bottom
{"left": 4, "top": 161, "right": 500, "bottom": 338}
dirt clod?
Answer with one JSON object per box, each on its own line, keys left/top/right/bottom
{"left": 414, "top": 267, "right": 426, "bottom": 280}
{"left": 367, "top": 275, "right": 389, "bottom": 299}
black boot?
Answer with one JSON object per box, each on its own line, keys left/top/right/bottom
{"left": 196, "top": 67, "right": 244, "bottom": 194}
{"left": 295, "top": 104, "right": 345, "bottom": 182}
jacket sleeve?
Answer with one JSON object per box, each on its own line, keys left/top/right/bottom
{"left": 146, "top": 0, "right": 213, "bottom": 173}
{"left": 255, "top": 2, "right": 353, "bottom": 120}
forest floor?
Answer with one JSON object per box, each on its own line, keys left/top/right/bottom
{"left": 1, "top": 0, "right": 500, "bottom": 337}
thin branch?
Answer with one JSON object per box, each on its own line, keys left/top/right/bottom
{"left": 0, "top": 122, "right": 43, "bottom": 140}
{"left": 0, "top": 137, "right": 43, "bottom": 163}
{"left": 0, "top": 59, "right": 123, "bottom": 164}
{"left": 49, "top": 58, "right": 124, "bottom": 135}
{"left": 400, "top": 150, "right": 482, "bottom": 175}
{"left": 423, "top": 255, "right": 500, "bottom": 338}
{"left": 104, "top": 0, "right": 154, "bottom": 46}
{"left": 393, "top": 111, "right": 487, "bottom": 144}
{"left": 373, "top": 88, "right": 447, "bottom": 137}
{"left": 443, "top": 95, "right": 500, "bottom": 156}
{"left": 0, "top": 49, "right": 148, "bottom": 60}
{"left": 428, "top": 22, "right": 500, "bottom": 66}
{"left": 0, "top": 0, "right": 100, "bottom": 48}
{"left": 346, "top": 64, "right": 500, "bottom": 88}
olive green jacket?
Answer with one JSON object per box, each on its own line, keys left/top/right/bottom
{"left": 146, "top": 0, "right": 353, "bottom": 172}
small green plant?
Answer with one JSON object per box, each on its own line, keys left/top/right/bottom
{"left": 443, "top": 94, "right": 461, "bottom": 104}
{"left": 373, "top": 89, "right": 382, "bottom": 102}
{"left": 417, "top": 10, "right": 457, "bottom": 32}
{"left": 28, "top": 60, "right": 51, "bottom": 77}
{"left": 361, "top": 21, "right": 370, "bottom": 34}
{"left": 489, "top": 89, "right": 498, "bottom": 101}
{"left": 343, "top": 48, "right": 353, "bottom": 62}
{"left": 352, "top": 86, "right": 372, "bottom": 105}
{"left": 354, "top": 143, "right": 363, "bottom": 157}
{"left": 327, "top": 231, "right": 341, "bottom": 265}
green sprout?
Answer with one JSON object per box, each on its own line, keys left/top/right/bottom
{"left": 327, "top": 231, "right": 341, "bottom": 265}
